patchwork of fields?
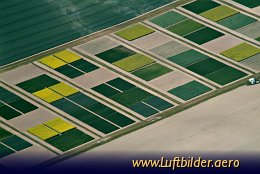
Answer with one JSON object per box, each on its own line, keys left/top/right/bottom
{"left": 180, "top": 0, "right": 260, "bottom": 41}
{"left": 0, "top": 0, "right": 258, "bottom": 168}
{"left": 75, "top": 36, "right": 214, "bottom": 101}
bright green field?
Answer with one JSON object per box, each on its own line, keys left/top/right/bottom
{"left": 221, "top": 43, "right": 260, "bottom": 61}
{"left": 200, "top": 5, "right": 238, "bottom": 22}
{"left": 116, "top": 24, "right": 155, "bottom": 41}
{"left": 113, "top": 54, "right": 155, "bottom": 72}
{"left": 132, "top": 63, "right": 172, "bottom": 81}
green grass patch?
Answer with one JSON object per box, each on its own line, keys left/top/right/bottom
{"left": 113, "top": 54, "right": 155, "bottom": 72}
{"left": 116, "top": 24, "right": 155, "bottom": 41}
{"left": 184, "top": 27, "right": 224, "bottom": 45}
{"left": 149, "top": 11, "right": 187, "bottom": 28}
{"left": 1, "top": 135, "right": 32, "bottom": 151}
{"left": 132, "top": 63, "right": 172, "bottom": 81}
{"left": 168, "top": 49, "right": 209, "bottom": 67}
{"left": 182, "top": 0, "right": 220, "bottom": 14}
{"left": 205, "top": 66, "right": 247, "bottom": 85}
{"left": 9, "top": 99, "right": 38, "bottom": 114}
{"left": 168, "top": 81, "right": 212, "bottom": 101}
{"left": 200, "top": 5, "right": 238, "bottom": 22}
{"left": 17, "top": 75, "right": 59, "bottom": 93}
{"left": 221, "top": 43, "right": 260, "bottom": 61}
{"left": 103, "top": 113, "right": 135, "bottom": 127}
{"left": 92, "top": 84, "right": 121, "bottom": 97}
{"left": 129, "top": 102, "right": 158, "bottom": 117}
{"left": 46, "top": 129, "right": 93, "bottom": 152}
{"left": 217, "top": 13, "right": 257, "bottom": 30}
{"left": 233, "top": 0, "right": 260, "bottom": 8}
{"left": 70, "top": 59, "right": 99, "bottom": 73}
{"left": 143, "top": 96, "right": 174, "bottom": 111}
{"left": 0, "top": 143, "right": 15, "bottom": 158}
{"left": 167, "top": 19, "right": 205, "bottom": 36}
{"left": 96, "top": 45, "right": 136, "bottom": 63}
{"left": 107, "top": 78, "right": 135, "bottom": 92}
{"left": 55, "top": 65, "right": 84, "bottom": 79}
{"left": 112, "top": 87, "right": 152, "bottom": 106}
{"left": 257, "top": 37, "right": 260, "bottom": 42}
{"left": 186, "top": 58, "right": 227, "bottom": 76}
{"left": 0, "top": 128, "right": 12, "bottom": 141}
{"left": 0, "top": 104, "right": 21, "bottom": 120}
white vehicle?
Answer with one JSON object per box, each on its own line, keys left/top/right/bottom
{"left": 249, "top": 78, "right": 260, "bottom": 85}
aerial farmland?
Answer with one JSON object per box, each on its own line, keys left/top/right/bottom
{"left": 0, "top": 0, "right": 259, "bottom": 171}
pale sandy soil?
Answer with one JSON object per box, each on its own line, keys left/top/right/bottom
{"left": 66, "top": 84, "right": 260, "bottom": 157}
{"left": 202, "top": 35, "right": 243, "bottom": 53}
{"left": 253, "top": 6, "right": 260, "bottom": 15}
{"left": 150, "top": 71, "right": 193, "bottom": 91}
{"left": 74, "top": 68, "right": 118, "bottom": 89}
{"left": 241, "top": 54, "right": 260, "bottom": 72}
{"left": 237, "top": 21, "right": 260, "bottom": 39}
{"left": 74, "top": 36, "right": 119, "bottom": 55}
{"left": 130, "top": 31, "right": 173, "bottom": 50}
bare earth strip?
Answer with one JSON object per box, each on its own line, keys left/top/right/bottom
{"left": 131, "top": 31, "right": 173, "bottom": 50}
{"left": 150, "top": 71, "right": 193, "bottom": 91}
{"left": 241, "top": 54, "right": 260, "bottom": 72}
{"left": 202, "top": 35, "right": 243, "bottom": 53}
{"left": 63, "top": 84, "right": 260, "bottom": 156}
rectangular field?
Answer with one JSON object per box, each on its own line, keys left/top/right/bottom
{"left": 200, "top": 5, "right": 238, "bottom": 22}
{"left": 0, "top": 127, "right": 32, "bottom": 158}
{"left": 184, "top": 27, "right": 224, "bottom": 45}
{"left": 113, "top": 54, "right": 155, "bottom": 72}
{"left": 167, "top": 19, "right": 205, "bottom": 36}
{"left": 168, "top": 81, "right": 212, "bottom": 101}
{"left": 149, "top": 11, "right": 187, "bottom": 28}
{"left": 221, "top": 43, "right": 260, "bottom": 61}
{"left": 182, "top": 0, "right": 220, "bottom": 14}
{"left": 132, "top": 63, "right": 172, "bottom": 81}
{"left": 115, "top": 24, "right": 155, "bottom": 41}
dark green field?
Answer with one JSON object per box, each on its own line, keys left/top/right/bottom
{"left": 0, "top": 86, "right": 38, "bottom": 120}
{"left": 46, "top": 129, "right": 93, "bottom": 152}
{"left": 182, "top": 0, "right": 220, "bottom": 14}
{"left": 132, "top": 63, "right": 172, "bottom": 81}
{"left": 0, "top": 0, "right": 176, "bottom": 67}
{"left": 0, "top": 127, "right": 32, "bottom": 158}
{"left": 92, "top": 78, "right": 174, "bottom": 117}
{"left": 186, "top": 58, "right": 227, "bottom": 76}
{"left": 169, "top": 81, "right": 212, "bottom": 101}
{"left": 184, "top": 27, "right": 224, "bottom": 45}
{"left": 96, "top": 46, "right": 136, "bottom": 63}
{"left": 56, "top": 65, "right": 84, "bottom": 79}
{"left": 233, "top": 0, "right": 260, "bottom": 8}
